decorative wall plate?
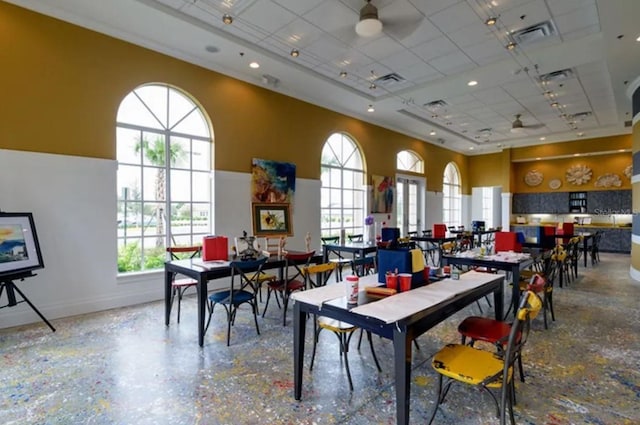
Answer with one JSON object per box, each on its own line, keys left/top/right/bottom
{"left": 565, "top": 164, "right": 592, "bottom": 185}
{"left": 624, "top": 164, "right": 632, "bottom": 179}
{"left": 524, "top": 170, "right": 543, "bottom": 187}
{"left": 594, "top": 173, "right": 622, "bottom": 188}
{"left": 548, "top": 179, "right": 562, "bottom": 190}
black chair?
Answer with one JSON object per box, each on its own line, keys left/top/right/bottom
{"left": 262, "top": 251, "right": 315, "bottom": 326}
{"left": 321, "top": 235, "right": 352, "bottom": 281}
{"left": 166, "top": 245, "right": 202, "bottom": 323}
{"left": 347, "top": 233, "right": 363, "bottom": 243}
{"left": 205, "top": 257, "right": 266, "bottom": 346}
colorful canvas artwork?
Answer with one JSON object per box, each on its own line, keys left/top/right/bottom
{"left": 251, "top": 158, "right": 296, "bottom": 204}
{"left": 371, "top": 174, "right": 394, "bottom": 213}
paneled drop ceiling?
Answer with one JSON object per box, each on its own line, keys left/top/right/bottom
{"left": 8, "top": 0, "right": 640, "bottom": 153}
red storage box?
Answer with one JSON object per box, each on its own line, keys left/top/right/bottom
{"left": 202, "top": 236, "right": 228, "bottom": 261}
{"left": 433, "top": 224, "right": 447, "bottom": 238}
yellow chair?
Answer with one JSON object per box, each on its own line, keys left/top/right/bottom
{"left": 307, "top": 262, "right": 381, "bottom": 391}
{"left": 427, "top": 290, "right": 542, "bottom": 425}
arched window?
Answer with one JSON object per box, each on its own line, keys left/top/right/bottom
{"left": 443, "top": 162, "right": 461, "bottom": 227}
{"left": 396, "top": 150, "right": 424, "bottom": 173}
{"left": 116, "top": 84, "right": 213, "bottom": 273}
{"left": 320, "top": 133, "right": 365, "bottom": 237}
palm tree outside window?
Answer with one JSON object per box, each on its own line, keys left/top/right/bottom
{"left": 443, "top": 162, "right": 462, "bottom": 227}
{"left": 320, "top": 133, "right": 365, "bottom": 238}
{"left": 116, "top": 84, "right": 212, "bottom": 273}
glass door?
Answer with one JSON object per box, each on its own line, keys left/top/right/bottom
{"left": 397, "top": 177, "right": 421, "bottom": 236}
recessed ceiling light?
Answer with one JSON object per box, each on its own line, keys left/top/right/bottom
{"left": 577, "top": 132, "right": 585, "bottom": 137}
{"left": 539, "top": 137, "right": 546, "bottom": 141}
{"left": 290, "top": 49, "right": 299, "bottom": 57}
{"left": 369, "top": 83, "right": 376, "bottom": 90}
{"left": 367, "top": 105, "right": 375, "bottom": 112}
{"left": 636, "top": 35, "right": 640, "bottom": 42}
{"left": 467, "top": 80, "right": 478, "bottom": 86}
{"left": 339, "top": 71, "right": 347, "bottom": 78}
{"left": 249, "top": 61, "right": 260, "bottom": 69}
{"left": 485, "top": 17, "right": 497, "bottom": 26}
{"left": 506, "top": 41, "right": 517, "bottom": 50}
{"left": 429, "top": 130, "right": 436, "bottom": 136}
{"left": 469, "top": 147, "right": 474, "bottom": 150}
{"left": 222, "top": 14, "right": 233, "bottom": 25}
{"left": 550, "top": 102, "right": 559, "bottom": 107}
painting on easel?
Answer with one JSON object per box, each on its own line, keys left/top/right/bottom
{"left": 0, "top": 212, "right": 44, "bottom": 277}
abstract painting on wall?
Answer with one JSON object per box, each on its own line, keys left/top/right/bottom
{"left": 371, "top": 174, "right": 394, "bottom": 213}
{"left": 251, "top": 158, "right": 296, "bottom": 204}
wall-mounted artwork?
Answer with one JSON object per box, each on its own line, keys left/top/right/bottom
{"left": 371, "top": 174, "right": 394, "bottom": 213}
{"left": 251, "top": 158, "right": 296, "bottom": 204}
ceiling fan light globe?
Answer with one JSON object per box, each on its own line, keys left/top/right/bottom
{"left": 356, "top": 18, "right": 383, "bottom": 37}
{"left": 510, "top": 126, "right": 525, "bottom": 134}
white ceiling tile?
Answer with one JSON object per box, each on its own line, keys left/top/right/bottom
{"left": 447, "top": 22, "right": 494, "bottom": 49}
{"left": 271, "top": 18, "right": 324, "bottom": 48}
{"left": 408, "top": 0, "right": 458, "bottom": 16}
{"left": 302, "top": 0, "right": 357, "bottom": 32}
{"left": 430, "top": 2, "right": 480, "bottom": 33}
{"left": 239, "top": 0, "right": 297, "bottom": 33}
{"left": 305, "top": 37, "right": 349, "bottom": 61}
{"left": 272, "top": 0, "right": 325, "bottom": 15}
{"left": 462, "top": 40, "right": 511, "bottom": 66}
{"left": 358, "top": 36, "right": 405, "bottom": 60}
{"left": 395, "top": 18, "right": 443, "bottom": 48}
{"left": 553, "top": 4, "right": 599, "bottom": 35}
{"left": 429, "top": 51, "right": 475, "bottom": 75}
{"left": 395, "top": 61, "right": 440, "bottom": 82}
{"left": 378, "top": 49, "right": 422, "bottom": 70}
{"left": 498, "top": 2, "right": 552, "bottom": 34}
{"left": 411, "top": 36, "right": 458, "bottom": 62}
{"left": 547, "top": 0, "right": 596, "bottom": 16}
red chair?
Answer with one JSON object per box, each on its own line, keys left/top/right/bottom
{"left": 262, "top": 251, "right": 315, "bottom": 326}
{"left": 494, "top": 231, "right": 522, "bottom": 253}
{"left": 433, "top": 223, "right": 447, "bottom": 238}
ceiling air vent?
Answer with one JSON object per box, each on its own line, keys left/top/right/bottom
{"left": 570, "top": 111, "right": 592, "bottom": 121}
{"left": 374, "top": 72, "right": 406, "bottom": 86}
{"left": 424, "top": 100, "right": 448, "bottom": 110}
{"left": 538, "top": 68, "right": 574, "bottom": 83}
{"left": 625, "top": 120, "right": 633, "bottom": 127}
{"left": 511, "top": 21, "right": 557, "bottom": 46}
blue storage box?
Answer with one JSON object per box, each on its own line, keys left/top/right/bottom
{"left": 377, "top": 249, "right": 423, "bottom": 288}
{"left": 381, "top": 227, "right": 400, "bottom": 242}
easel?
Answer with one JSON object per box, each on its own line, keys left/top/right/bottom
{"left": 0, "top": 271, "right": 55, "bottom": 332}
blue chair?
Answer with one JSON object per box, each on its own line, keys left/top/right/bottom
{"left": 205, "top": 257, "right": 266, "bottom": 346}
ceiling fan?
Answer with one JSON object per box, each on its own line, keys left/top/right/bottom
{"left": 510, "top": 114, "right": 545, "bottom": 133}
{"left": 353, "top": 1, "right": 422, "bottom": 39}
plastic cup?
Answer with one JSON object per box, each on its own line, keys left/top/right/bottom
{"left": 345, "top": 275, "right": 359, "bottom": 304}
{"left": 385, "top": 273, "right": 398, "bottom": 290}
{"left": 443, "top": 265, "right": 451, "bottom": 274}
{"left": 423, "top": 266, "right": 430, "bottom": 284}
{"left": 398, "top": 273, "right": 412, "bottom": 292}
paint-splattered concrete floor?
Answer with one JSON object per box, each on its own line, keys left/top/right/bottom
{"left": 1, "top": 253, "right": 638, "bottom": 424}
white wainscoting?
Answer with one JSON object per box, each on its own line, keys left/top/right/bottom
{"left": 0, "top": 150, "right": 322, "bottom": 328}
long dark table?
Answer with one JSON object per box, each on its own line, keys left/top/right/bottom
{"left": 292, "top": 272, "right": 505, "bottom": 425}
{"left": 441, "top": 252, "right": 534, "bottom": 319}
{"left": 321, "top": 241, "right": 378, "bottom": 262}
{"left": 164, "top": 252, "right": 321, "bottom": 346}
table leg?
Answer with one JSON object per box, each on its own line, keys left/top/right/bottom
{"left": 164, "top": 269, "right": 173, "bottom": 326}
{"left": 509, "top": 266, "right": 521, "bottom": 319}
{"left": 197, "top": 276, "right": 206, "bottom": 347}
{"left": 583, "top": 239, "right": 589, "bottom": 267}
{"left": 393, "top": 328, "right": 412, "bottom": 425}
{"left": 293, "top": 302, "right": 306, "bottom": 400}
{"left": 494, "top": 280, "right": 504, "bottom": 320}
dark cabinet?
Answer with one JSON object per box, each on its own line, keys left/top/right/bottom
{"left": 587, "top": 190, "right": 632, "bottom": 214}
{"left": 513, "top": 192, "right": 568, "bottom": 214}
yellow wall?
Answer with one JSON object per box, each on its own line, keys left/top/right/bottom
{"left": 0, "top": 2, "right": 466, "bottom": 190}
{"left": 512, "top": 152, "right": 632, "bottom": 193}
{"left": 468, "top": 151, "right": 509, "bottom": 189}
{"left": 510, "top": 135, "right": 630, "bottom": 161}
